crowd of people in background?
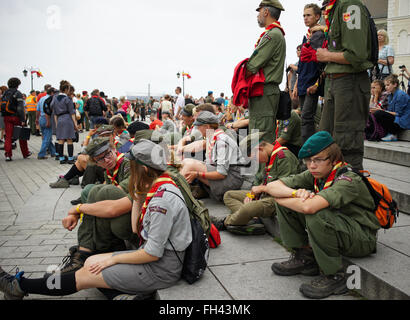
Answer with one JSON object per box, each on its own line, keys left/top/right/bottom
{"left": 0, "top": 0, "right": 410, "bottom": 302}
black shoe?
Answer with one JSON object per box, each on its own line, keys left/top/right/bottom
{"left": 60, "top": 159, "right": 68, "bottom": 165}
{"left": 299, "top": 272, "right": 348, "bottom": 299}
{"left": 68, "top": 176, "right": 80, "bottom": 185}
{"left": 226, "top": 221, "right": 266, "bottom": 236}
{"left": 271, "top": 248, "right": 320, "bottom": 277}
{"left": 210, "top": 216, "right": 227, "bottom": 231}
{"left": 23, "top": 152, "right": 33, "bottom": 159}
{"left": 70, "top": 197, "right": 82, "bottom": 205}
{"left": 5, "top": 157, "right": 12, "bottom": 162}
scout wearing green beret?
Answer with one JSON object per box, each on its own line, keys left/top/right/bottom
{"left": 252, "top": 131, "right": 380, "bottom": 299}
{"left": 316, "top": 0, "right": 373, "bottom": 170}
{"left": 213, "top": 132, "right": 299, "bottom": 235}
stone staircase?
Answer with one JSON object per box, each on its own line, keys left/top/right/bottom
{"left": 159, "top": 130, "right": 410, "bottom": 301}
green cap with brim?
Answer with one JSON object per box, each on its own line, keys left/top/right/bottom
{"left": 181, "top": 104, "right": 195, "bottom": 117}
{"left": 85, "top": 137, "right": 111, "bottom": 158}
{"left": 239, "top": 132, "right": 266, "bottom": 157}
{"left": 256, "top": 0, "right": 285, "bottom": 11}
{"left": 298, "top": 131, "right": 335, "bottom": 159}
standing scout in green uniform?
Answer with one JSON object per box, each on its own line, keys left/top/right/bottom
{"left": 316, "top": 0, "right": 373, "bottom": 170}
{"left": 247, "top": 0, "right": 286, "bottom": 145}
{"left": 50, "top": 137, "right": 136, "bottom": 276}
{"left": 252, "top": 131, "right": 379, "bottom": 299}
{"left": 213, "top": 132, "right": 299, "bottom": 235}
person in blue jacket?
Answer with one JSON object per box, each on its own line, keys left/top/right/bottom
{"left": 372, "top": 74, "right": 410, "bottom": 141}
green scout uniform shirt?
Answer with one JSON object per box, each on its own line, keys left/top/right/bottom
{"left": 278, "top": 110, "right": 302, "bottom": 147}
{"left": 104, "top": 157, "right": 131, "bottom": 194}
{"left": 279, "top": 166, "right": 380, "bottom": 231}
{"left": 247, "top": 27, "right": 286, "bottom": 84}
{"left": 325, "top": 0, "right": 373, "bottom": 74}
{"left": 260, "top": 148, "right": 300, "bottom": 198}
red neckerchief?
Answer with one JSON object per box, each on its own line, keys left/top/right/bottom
{"left": 106, "top": 153, "right": 125, "bottom": 186}
{"left": 263, "top": 142, "right": 288, "bottom": 186}
{"left": 314, "top": 161, "right": 347, "bottom": 193}
{"left": 207, "top": 129, "right": 225, "bottom": 162}
{"left": 138, "top": 173, "right": 177, "bottom": 245}
{"left": 323, "top": 0, "right": 338, "bottom": 47}
{"left": 255, "top": 21, "right": 285, "bottom": 48}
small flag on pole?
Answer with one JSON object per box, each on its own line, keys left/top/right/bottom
{"left": 31, "top": 70, "right": 44, "bottom": 78}
{"left": 182, "top": 73, "right": 191, "bottom": 79}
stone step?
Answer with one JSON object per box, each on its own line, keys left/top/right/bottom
{"left": 364, "top": 140, "right": 410, "bottom": 167}
{"left": 159, "top": 199, "right": 410, "bottom": 300}
{"left": 363, "top": 159, "right": 410, "bottom": 214}
{"left": 399, "top": 130, "right": 410, "bottom": 142}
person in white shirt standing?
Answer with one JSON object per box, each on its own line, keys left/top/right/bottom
{"left": 174, "top": 87, "right": 185, "bottom": 121}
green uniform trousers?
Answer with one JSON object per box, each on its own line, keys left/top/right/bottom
{"left": 319, "top": 72, "right": 370, "bottom": 170}
{"left": 27, "top": 111, "right": 37, "bottom": 135}
{"left": 77, "top": 184, "right": 135, "bottom": 253}
{"left": 249, "top": 84, "right": 280, "bottom": 183}
{"left": 223, "top": 190, "right": 277, "bottom": 226}
{"left": 275, "top": 204, "right": 377, "bottom": 275}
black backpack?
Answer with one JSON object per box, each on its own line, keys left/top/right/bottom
{"left": 43, "top": 95, "right": 54, "bottom": 116}
{"left": 167, "top": 190, "right": 210, "bottom": 285}
{"left": 0, "top": 89, "right": 18, "bottom": 115}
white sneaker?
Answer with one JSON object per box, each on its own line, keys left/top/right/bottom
{"left": 381, "top": 134, "right": 398, "bottom": 142}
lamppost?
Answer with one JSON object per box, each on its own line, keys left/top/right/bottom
{"left": 23, "top": 67, "right": 42, "bottom": 91}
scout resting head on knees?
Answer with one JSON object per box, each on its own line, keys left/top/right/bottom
{"left": 48, "top": 137, "right": 136, "bottom": 276}
{"left": 252, "top": 131, "right": 380, "bottom": 299}
{"left": 0, "top": 139, "right": 192, "bottom": 300}
{"left": 212, "top": 132, "right": 299, "bottom": 235}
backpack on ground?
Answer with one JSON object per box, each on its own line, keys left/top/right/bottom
{"left": 340, "top": 168, "right": 399, "bottom": 229}
{"left": 43, "top": 95, "right": 54, "bottom": 116}
{"left": 0, "top": 89, "right": 18, "bottom": 115}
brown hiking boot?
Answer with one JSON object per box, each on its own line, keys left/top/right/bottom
{"left": 299, "top": 272, "right": 348, "bottom": 299}
{"left": 43, "top": 246, "right": 90, "bottom": 278}
{"left": 271, "top": 248, "right": 320, "bottom": 277}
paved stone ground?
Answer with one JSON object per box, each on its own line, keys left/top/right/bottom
{"left": 0, "top": 133, "right": 105, "bottom": 300}
{"left": 0, "top": 133, "right": 360, "bottom": 301}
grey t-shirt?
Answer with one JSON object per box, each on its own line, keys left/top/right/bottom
{"left": 208, "top": 132, "right": 245, "bottom": 176}
{"left": 142, "top": 183, "right": 192, "bottom": 258}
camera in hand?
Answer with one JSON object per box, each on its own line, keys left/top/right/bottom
{"left": 399, "top": 65, "right": 406, "bottom": 69}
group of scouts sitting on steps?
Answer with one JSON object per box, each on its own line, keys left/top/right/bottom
{"left": 0, "top": 103, "right": 392, "bottom": 300}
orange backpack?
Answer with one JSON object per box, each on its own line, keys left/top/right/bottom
{"left": 340, "top": 168, "right": 399, "bottom": 229}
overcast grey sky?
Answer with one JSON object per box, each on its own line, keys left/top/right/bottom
{"left": 0, "top": 0, "right": 323, "bottom": 98}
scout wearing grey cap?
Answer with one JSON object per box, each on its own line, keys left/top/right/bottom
{"left": 85, "top": 137, "right": 112, "bottom": 158}
{"left": 193, "top": 111, "right": 219, "bottom": 126}
{"left": 126, "top": 139, "right": 168, "bottom": 171}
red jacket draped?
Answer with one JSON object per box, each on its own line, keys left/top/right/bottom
{"left": 231, "top": 58, "right": 265, "bottom": 109}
